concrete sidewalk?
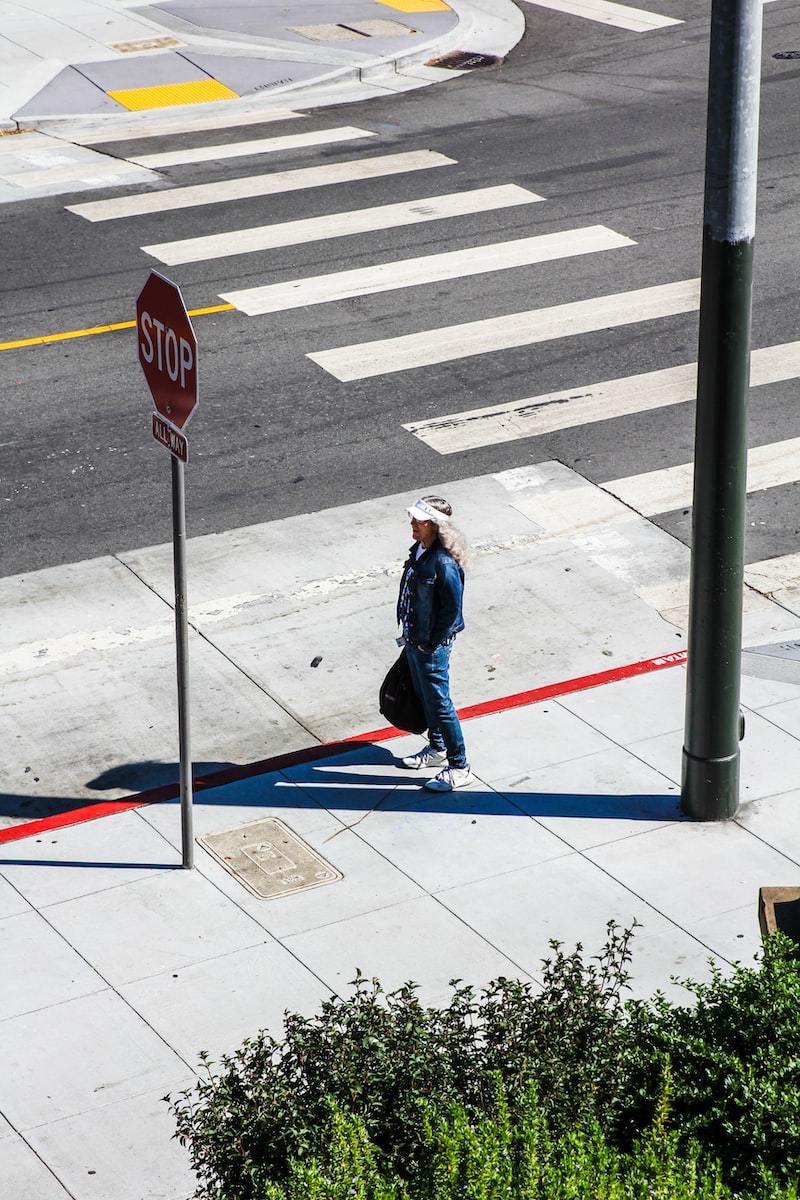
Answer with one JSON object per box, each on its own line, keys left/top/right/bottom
{"left": 3, "top": 464, "right": 800, "bottom": 1199}
{"left": 0, "top": 0, "right": 524, "bottom": 133}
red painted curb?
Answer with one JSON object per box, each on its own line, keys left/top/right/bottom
{"left": 0, "top": 740, "right": 365, "bottom": 848}
{"left": 0, "top": 649, "right": 686, "bottom": 848}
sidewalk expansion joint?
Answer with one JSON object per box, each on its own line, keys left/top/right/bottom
{"left": 111, "top": 553, "right": 323, "bottom": 743}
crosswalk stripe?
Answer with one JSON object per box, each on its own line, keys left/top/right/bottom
{"left": 220, "top": 225, "right": 635, "bottom": 316}
{"left": 307, "top": 277, "right": 701, "bottom": 382}
{"left": 142, "top": 184, "right": 545, "bottom": 265}
{"left": 65, "top": 150, "right": 456, "bottom": 222}
{"left": 519, "top": 0, "right": 682, "bottom": 32}
{"left": 603, "top": 434, "right": 800, "bottom": 516}
{"left": 128, "top": 126, "right": 378, "bottom": 168}
{"left": 405, "top": 341, "right": 800, "bottom": 453}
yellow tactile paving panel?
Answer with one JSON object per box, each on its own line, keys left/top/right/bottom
{"left": 108, "top": 80, "right": 239, "bottom": 111}
{"left": 375, "top": 0, "right": 451, "bottom": 11}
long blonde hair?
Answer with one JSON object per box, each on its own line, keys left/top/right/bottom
{"left": 422, "top": 495, "right": 470, "bottom": 569}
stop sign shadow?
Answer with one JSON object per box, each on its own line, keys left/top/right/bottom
{"left": 136, "top": 270, "right": 198, "bottom": 431}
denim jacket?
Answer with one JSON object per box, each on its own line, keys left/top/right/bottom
{"left": 397, "top": 539, "right": 465, "bottom": 652}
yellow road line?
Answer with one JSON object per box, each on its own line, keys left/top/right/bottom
{"left": 0, "top": 304, "right": 235, "bottom": 351}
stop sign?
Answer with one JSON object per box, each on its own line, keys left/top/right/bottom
{"left": 136, "top": 271, "right": 198, "bottom": 431}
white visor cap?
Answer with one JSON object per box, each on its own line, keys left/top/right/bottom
{"left": 407, "top": 498, "right": 450, "bottom": 524}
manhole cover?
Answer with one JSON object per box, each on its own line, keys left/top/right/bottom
{"left": 347, "top": 20, "right": 416, "bottom": 36}
{"left": 110, "top": 37, "right": 183, "bottom": 53}
{"left": 742, "top": 639, "right": 800, "bottom": 685}
{"left": 289, "top": 20, "right": 414, "bottom": 41}
{"left": 773, "top": 50, "right": 800, "bottom": 59}
{"left": 289, "top": 23, "right": 365, "bottom": 41}
{"left": 199, "top": 817, "right": 342, "bottom": 899}
{"left": 743, "top": 639, "right": 800, "bottom": 662}
{"left": 426, "top": 50, "right": 502, "bottom": 70}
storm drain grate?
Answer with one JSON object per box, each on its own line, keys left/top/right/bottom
{"left": 427, "top": 50, "right": 502, "bottom": 70}
{"left": 773, "top": 50, "right": 800, "bottom": 59}
{"left": 199, "top": 816, "right": 342, "bottom": 900}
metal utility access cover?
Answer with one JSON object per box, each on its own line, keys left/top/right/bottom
{"left": 289, "top": 20, "right": 413, "bottom": 41}
{"left": 110, "top": 37, "right": 183, "bottom": 53}
{"left": 199, "top": 817, "right": 342, "bottom": 899}
{"left": 743, "top": 640, "right": 800, "bottom": 662}
{"left": 742, "top": 640, "right": 800, "bottom": 685}
{"left": 346, "top": 20, "right": 416, "bottom": 35}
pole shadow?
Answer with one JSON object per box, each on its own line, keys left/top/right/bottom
{"left": 0, "top": 760, "right": 237, "bottom": 821}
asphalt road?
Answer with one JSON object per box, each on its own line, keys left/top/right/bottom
{"left": 2, "top": 1, "right": 799, "bottom": 576}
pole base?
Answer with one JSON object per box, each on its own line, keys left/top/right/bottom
{"left": 680, "top": 746, "right": 739, "bottom": 820}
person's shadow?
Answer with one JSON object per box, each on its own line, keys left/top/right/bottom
{"left": 258, "top": 748, "right": 684, "bottom": 823}
{"left": 0, "top": 746, "right": 683, "bottom": 875}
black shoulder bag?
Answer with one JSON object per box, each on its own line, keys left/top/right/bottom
{"left": 379, "top": 649, "right": 427, "bottom": 734}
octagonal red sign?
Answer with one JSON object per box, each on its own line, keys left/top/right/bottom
{"left": 136, "top": 271, "right": 198, "bottom": 431}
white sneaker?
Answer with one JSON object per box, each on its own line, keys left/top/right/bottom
{"left": 424, "top": 766, "right": 475, "bottom": 792}
{"left": 401, "top": 746, "right": 447, "bottom": 770}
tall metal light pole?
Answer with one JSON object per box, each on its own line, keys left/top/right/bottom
{"left": 681, "top": 0, "right": 762, "bottom": 820}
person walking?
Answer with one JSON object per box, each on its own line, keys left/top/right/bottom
{"left": 396, "top": 495, "right": 474, "bottom": 792}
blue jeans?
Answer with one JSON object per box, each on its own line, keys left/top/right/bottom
{"left": 405, "top": 642, "right": 468, "bottom": 769}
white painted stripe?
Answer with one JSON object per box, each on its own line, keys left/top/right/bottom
{"left": 69, "top": 108, "right": 302, "bottom": 146}
{"left": 221, "top": 225, "right": 634, "bottom": 316}
{"left": 308, "top": 278, "right": 701, "bottom": 382}
{"left": 745, "top": 554, "right": 800, "bottom": 604}
{"left": 142, "top": 184, "right": 545, "bottom": 265}
{"left": 0, "top": 536, "right": 535, "bottom": 675}
{"left": 65, "top": 150, "right": 456, "bottom": 222}
{"left": 129, "top": 126, "right": 377, "bottom": 168}
{"left": 406, "top": 341, "right": 800, "bottom": 454}
{"left": 520, "top": 0, "right": 682, "bottom": 32}
{"left": 604, "top": 462, "right": 693, "bottom": 516}
{"left": 410, "top": 364, "right": 696, "bottom": 453}
{"left": 4, "top": 159, "right": 153, "bottom": 189}
{"left": 603, "top": 434, "right": 800, "bottom": 516}
{"left": 744, "top": 438, "right": 800, "bottom": 493}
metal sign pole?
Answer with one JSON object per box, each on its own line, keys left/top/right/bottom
{"left": 171, "top": 454, "right": 194, "bottom": 868}
{"left": 681, "top": 0, "right": 762, "bottom": 819}
{"left": 136, "top": 271, "right": 197, "bottom": 864}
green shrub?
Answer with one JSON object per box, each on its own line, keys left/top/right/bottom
{"left": 258, "top": 1081, "right": 748, "bottom": 1200}
{"left": 277, "top": 1106, "right": 403, "bottom": 1200}
{"left": 614, "top": 931, "right": 800, "bottom": 1196}
{"left": 477, "top": 921, "right": 639, "bottom": 1136}
{"left": 170, "top": 923, "right": 637, "bottom": 1198}
{"left": 168, "top": 926, "right": 800, "bottom": 1200}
